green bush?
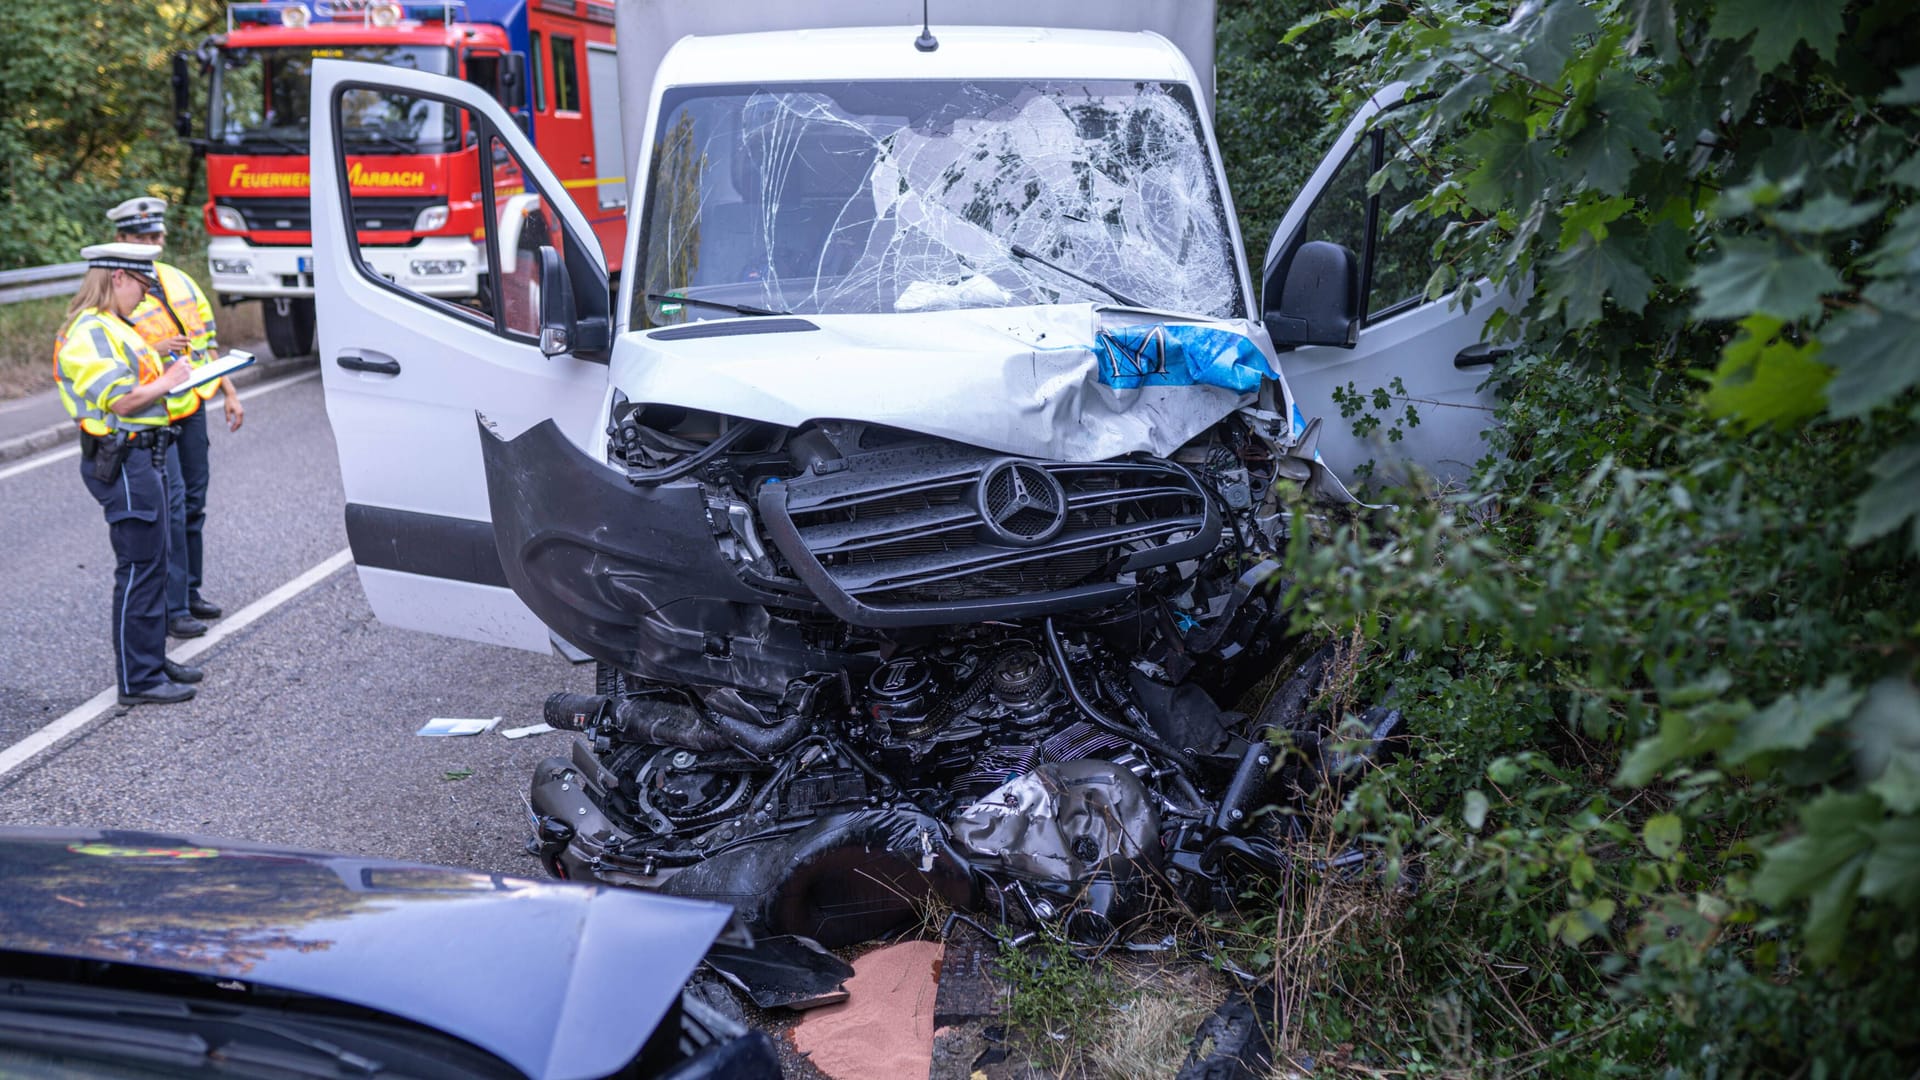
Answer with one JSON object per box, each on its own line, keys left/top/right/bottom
{"left": 0, "top": 0, "right": 223, "bottom": 271}
{"left": 1257, "top": 0, "right": 1920, "bottom": 1073}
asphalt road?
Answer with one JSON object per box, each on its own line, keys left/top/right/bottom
{"left": 0, "top": 372, "right": 590, "bottom": 874}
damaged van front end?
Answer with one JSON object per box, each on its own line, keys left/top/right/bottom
{"left": 495, "top": 303, "right": 1357, "bottom": 945}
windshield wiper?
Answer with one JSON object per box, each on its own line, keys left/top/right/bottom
{"left": 645, "top": 293, "right": 790, "bottom": 317}
{"left": 236, "top": 129, "right": 305, "bottom": 154}
{"left": 1008, "top": 243, "right": 1145, "bottom": 308}
{"left": 344, "top": 128, "right": 418, "bottom": 154}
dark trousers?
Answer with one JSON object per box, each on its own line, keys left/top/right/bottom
{"left": 165, "top": 408, "right": 212, "bottom": 614}
{"left": 80, "top": 448, "right": 172, "bottom": 694}
{"left": 164, "top": 441, "right": 186, "bottom": 619}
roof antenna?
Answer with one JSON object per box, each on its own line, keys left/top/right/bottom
{"left": 915, "top": 0, "right": 938, "bottom": 52}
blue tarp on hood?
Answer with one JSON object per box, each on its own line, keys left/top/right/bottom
{"left": 1091, "top": 324, "right": 1277, "bottom": 393}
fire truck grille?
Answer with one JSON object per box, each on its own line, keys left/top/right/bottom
{"left": 216, "top": 196, "right": 443, "bottom": 235}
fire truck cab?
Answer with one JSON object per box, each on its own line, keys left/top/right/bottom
{"left": 175, "top": 0, "right": 622, "bottom": 359}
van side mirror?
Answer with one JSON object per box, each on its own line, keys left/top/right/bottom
{"left": 536, "top": 246, "right": 576, "bottom": 356}
{"left": 1261, "top": 240, "right": 1361, "bottom": 349}
{"left": 171, "top": 53, "right": 193, "bottom": 139}
{"left": 504, "top": 51, "right": 526, "bottom": 97}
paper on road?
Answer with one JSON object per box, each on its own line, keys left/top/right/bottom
{"left": 417, "top": 716, "right": 502, "bottom": 737}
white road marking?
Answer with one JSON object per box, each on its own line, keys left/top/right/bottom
{"left": 0, "top": 368, "right": 320, "bottom": 483}
{"left": 0, "top": 546, "right": 354, "bottom": 781}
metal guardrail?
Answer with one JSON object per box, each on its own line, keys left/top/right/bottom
{"left": 0, "top": 262, "right": 88, "bottom": 306}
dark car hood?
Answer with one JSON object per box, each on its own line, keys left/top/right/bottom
{"left": 0, "top": 827, "right": 735, "bottom": 1080}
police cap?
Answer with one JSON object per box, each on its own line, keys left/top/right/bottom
{"left": 106, "top": 196, "right": 169, "bottom": 235}
{"left": 83, "top": 242, "right": 162, "bottom": 278}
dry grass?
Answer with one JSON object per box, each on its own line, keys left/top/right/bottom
{"left": 1089, "top": 965, "right": 1228, "bottom": 1080}
{"left": 0, "top": 294, "right": 67, "bottom": 400}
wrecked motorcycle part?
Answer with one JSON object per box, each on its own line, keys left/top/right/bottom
{"left": 950, "top": 759, "right": 1162, "bottom": 932}
{"left": 1209, "top": 728, "right": 1280, "bottom": 833}
{"left": 702, "top": 935, "right": 855, "bottom": 1011}
{"left": 649, "top": 809, "right": 976, "bottom": 949}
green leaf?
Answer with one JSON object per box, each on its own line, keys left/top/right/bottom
{"left": 1547, "top": 235, "right": 1652, "bottom": 326}
{"left": 1750, "top": 791, "right": 1880, "bottom": 907}
{"left": 1552, "top": 896, "right": 1617, "bottom": 946}
{"left": 1867, "top": 206, "right": 1920, "bottom": 279}
{"left": 1861, "top": 816, "right": 1920, "bottom": 908}
{"left": 1623, "top": 0, "right": 1678, "bottom": 62}
{"left": 1722, "top": 676, "right": 1862, "bottom": 764}
{"left": 1771, "top": 193, "right": 1887, "bottom": 234}
{"left": 1643, "top": 813, "right": 1683, "bottom": 858}
{"left": 1702, "top": 315, "right": 1830, "bottom": 429}
{"left": 1716, "top": 168, "right": 1806, "bottom": 218}
{"left": 1851, "top": 678, "right": 1920, "bottom": 814}
{"left": 1848, "top": 441, "right": 1920, "bottom": 556}
{"left": 1894, "top": 152, "right": 1920, "bottom": 191}
{"left": 1564, "top": 77, "right": 1663, "bottom": 196}
{"left": 1618, "top": 706, "right": 1738, "bottom": 787}
{"left": 1883, "top": 64, "right": 1920, "bottom": 105}
{"left": 1460, "top": 121, "right": 1552, "bottom": 212}
{"left": 1514, "top": 1, "right": 1601, "bottom": 83}
{"left": 1557, "top": 195, "right": 1632, "bottom": 248}
{"left": 1690, "top": 237, "right": 1843, "bottom": 323}
{"left": 1804, "top": 853, "right": 1868, "bottom": 963}
{"left": 1824, "top": 300, "right": 1920, "bottom": 417}
{"left": 1463, "top": 789, "right": 1489, "bottom": 831}
{"left": 1708, "top": 0, "right": 1844, "bottom": 71}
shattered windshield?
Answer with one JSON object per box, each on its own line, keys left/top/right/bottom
{"left": 634, "top": 80, "right": 1243, "bottom": 325}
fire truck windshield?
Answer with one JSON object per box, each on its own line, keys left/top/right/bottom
{"left": 213, "top": 45, "right": 455, "bottom": 155}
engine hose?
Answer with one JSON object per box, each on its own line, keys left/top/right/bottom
{"left": 624, "top": 421, "right": 761, "bottom": 486}
{"left": 607, "top": 694, "right": 810, "bottom": 756}
{"left": 1041, "top": 617, "right": 1199, "bottom": 786}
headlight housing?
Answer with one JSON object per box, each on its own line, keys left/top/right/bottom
{"left": 212, "top": 205, "right": 245, "bottom": 231}
{"left": 413, "top": 204, "right": 450, "bottom": 232}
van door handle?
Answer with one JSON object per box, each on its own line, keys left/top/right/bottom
{"left": 337, "top": 351, "right": 401, "bottom": 376}
{"left": 1454, "top": 344, "right": 1511, "bottom": 369}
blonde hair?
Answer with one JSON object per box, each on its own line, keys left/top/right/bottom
{"left": 66, "top": 267, "right": 115, "bottom": 319}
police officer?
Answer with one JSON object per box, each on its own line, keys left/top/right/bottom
{"left": 107, "top": 196, "right": 242, "bottom": 638}
{"left": 54, "top": 244, "right": 204, "bottom": 705}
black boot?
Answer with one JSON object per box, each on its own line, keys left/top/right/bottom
{"left": 168, "top": 615, "right": 208, "bottom": 639}
{"left": 119, "top": 681, "right": 197, "bottom": 706}
{"left": 188, "top": 595, "right": 223, "bottom": 620}
{"left": 163, "top": 659, "right": 204, "bottom": 684}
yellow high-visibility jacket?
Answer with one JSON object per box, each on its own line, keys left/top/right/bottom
{"left": 127, "top": 260, "right": 221, "bottom": 420}
{"left": 53, "top": 308, "right": 171, "bottom": 436}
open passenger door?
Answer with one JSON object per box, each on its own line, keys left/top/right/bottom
{"left": 1261, "top": 86, "right": 1512, "bottom": 489}
{"left": 311, "top": 60, "right": 612, "bottom": 651}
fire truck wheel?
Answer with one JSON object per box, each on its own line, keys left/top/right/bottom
{"left": 264, "top": 298, "right": 317, "bottom": 359}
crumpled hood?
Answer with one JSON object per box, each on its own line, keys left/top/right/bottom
{"left": 608, "top": 304, "right": 1295, "bottom": 461}
{"left": 0, "top": 826, "right": 735, "bottom": 1080}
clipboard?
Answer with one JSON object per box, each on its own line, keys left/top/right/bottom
{"left": 178, "top": 349, "right": 256, "bottom": 393}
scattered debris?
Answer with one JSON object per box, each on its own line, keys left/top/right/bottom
{"left": 791, "top": 940, "right": 943, "bottom": 1080}
{"left": 442, "top": 769, "right": 473, "bottom": 782}
{"left": 416, "top": 716, "right": 501, "bottom": 737}
{"left": 500, "top": 721, "right": 555, "bottom": 740}
{"left": 1174, "top": 986, "right": 1279, "bottom": 1080}
{"left": 704, "top": 935, "right": 854, "bottom": 1010}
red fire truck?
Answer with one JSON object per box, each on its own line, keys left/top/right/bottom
{"left": 171, "top": 0, "right": 624, "bottom": 357}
